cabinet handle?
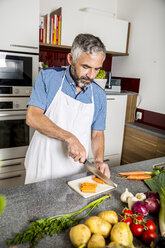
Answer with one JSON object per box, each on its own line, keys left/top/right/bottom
{"left": 10, "top": 44, "right": 38, "bottom": 50}
{"left": 103, "top": 159, "right": 110, "bottom": 162}
{"left": 0, "top": 174, "right": 22, "bottom": 180}
{"left": 2, "top": 162, "right": 22, "bottom": 168}
{"left": 107, "top": 98, "right": 116, "bottom": 100}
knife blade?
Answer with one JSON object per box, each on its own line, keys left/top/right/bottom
{"left": 84, "top": 160, "right": 116, "bottom": 188}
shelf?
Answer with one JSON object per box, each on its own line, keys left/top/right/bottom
{"left": 39, "top": 43, "right": 129, "bottom": 56}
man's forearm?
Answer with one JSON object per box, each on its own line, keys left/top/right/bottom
{"left": 26, "top": 106, "right": 72, "bottom": 143}
{"left": 91, "top": 130, "right": 104, "bottom": 162}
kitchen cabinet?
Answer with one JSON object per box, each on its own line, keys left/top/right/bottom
{"left": 88, "top": 95, "right": 127, "bottom": 166}
{"left": 121, "top": 125, "right": 165, "bottom": 164}
{"left": 0, "top": 0, "right": 39, "bottom": 54}
{"left": 0, "top": 158, "right": 25, "bottom": 189}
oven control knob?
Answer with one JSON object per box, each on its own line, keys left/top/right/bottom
{"left": 14, "top": 89, "right": 19, "bottom": 94}
{"left": 25, "top": 89, "right": 29, "bottom": 94}
{"left": 15, "top": 103, "right": 19, "bottom": 108}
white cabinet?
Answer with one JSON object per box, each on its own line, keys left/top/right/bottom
{"left": 88, "top": 95, "right": 127, "bottom": 166}
{"left": 0, "top": 0, "right": 39, "bottom": 53}
{"left": 61, "top": 8, "right": 129, "bottom": 53}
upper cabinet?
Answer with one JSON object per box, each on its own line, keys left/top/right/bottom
{"left": 0, "top": 0, "right": 39, "bottom": 54}
{"left": 61, "top": 8, "right": 130, "bottom": 55}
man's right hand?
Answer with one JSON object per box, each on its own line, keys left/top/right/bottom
{"left": 67, "top": 136, "right": 86, "bottom": 163}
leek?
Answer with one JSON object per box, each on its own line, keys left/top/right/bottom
{"left": 144, "top": 167, "right": 165, "bottom": 237}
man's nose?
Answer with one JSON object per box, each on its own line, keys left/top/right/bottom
{"left": 86, "top": 69, "right": 96, "bottom": 79}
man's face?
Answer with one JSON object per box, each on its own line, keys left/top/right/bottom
{"left": 68, "top": 52, "right": 105, "bottom": 89}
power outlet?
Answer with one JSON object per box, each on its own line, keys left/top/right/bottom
{"left": 136, "top": 111, "right": 142, "bottom": 120}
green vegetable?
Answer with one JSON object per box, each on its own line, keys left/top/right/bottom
{"left": 7, "top": 194, "right": 110, "bottom": 247}
{"left": 95, "top": 70, "right": 106, "bottom": 79}
{"left": 144, "top": 165, "right": 165, "bottom": 237}
{"left": 0, "top": 194, "right": 6, "bottom": 216}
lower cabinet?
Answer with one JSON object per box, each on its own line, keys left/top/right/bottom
{"left": 121, "top": 125, "right": 165, "bottom": 164}
{"left": 88, "top": 95, "right": 127, "bottom": 166}
{"left": 0, "top": 158, "right": 25, "bottom": 189}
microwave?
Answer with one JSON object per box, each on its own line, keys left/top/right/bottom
{"left": 0, "top": 51, "right": 38, "bottom": 96}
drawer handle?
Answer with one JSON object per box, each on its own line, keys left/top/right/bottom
{"left": 2, "top": 162, "right": 22, "bottom": 168}
{"left": 103, "top": 159, "right": 110, "bottom": 162}
{"left": 107, "top": 98, "right": 116, "bottom": 100}
{"left": 10, "top": 44, "right": 38, "bottom": 50}
{"left": 0, "top": 174, "right": 22, "bottom": 180}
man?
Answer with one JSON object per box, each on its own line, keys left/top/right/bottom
{"left": 25, "top": 33, "right": 110, "bottom": 184}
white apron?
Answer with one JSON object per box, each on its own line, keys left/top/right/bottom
{"left": 25, "top": 69, "right": 94, "bottom": 184}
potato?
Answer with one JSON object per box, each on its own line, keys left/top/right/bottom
{"left": 98, "top": 210, "right": 118, "bottom": 225}
{"left": 69, "top": 224, "right": 91, "bottom": 247}
{"left": 107, "top": 241, "right": 122, "bottom": 247}
{"left": 85, "top": 216, "right": 112, "bottom": 238}
{"left": 87, "top": 234, "right": 106, "bottom": 248}
{"left": 110, "top": 222, "right": 133, "bottom": 247}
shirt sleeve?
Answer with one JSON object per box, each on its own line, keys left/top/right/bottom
{"left": 27, "top": 69, "right": 47, "bottom": 111}
{"left": 91, "top": 90, "right": 107, "bottom": 131}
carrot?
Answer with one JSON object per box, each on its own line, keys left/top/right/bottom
{"left": 119, "top": 171, "right": 147, "bottom": 176}
{"left": 92, "top": 177, "right": 105, "bottom": 184}
{"left": 81, "top": 183, "right": 97, "bottom": 187}
{"left": 126, "top": 174, "right": 152, "bottom": 180}
{"left": 81, "top": 189, "right": 96, "bottom": 193}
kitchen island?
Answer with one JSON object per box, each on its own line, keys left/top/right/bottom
{"left": 0, "top": 156, "right": 165, "bottom": 248}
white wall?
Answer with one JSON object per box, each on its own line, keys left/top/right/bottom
{"left": 112, "top": 0, "right": 165, "bottom": 114}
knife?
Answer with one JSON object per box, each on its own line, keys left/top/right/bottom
{"left": 84, "top": 160, "right": 117, "bottom": 188}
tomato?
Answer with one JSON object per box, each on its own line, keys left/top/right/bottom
{"left": 145, "top": 220, "right": 156, "bottom": 231}
{"left": 142, "top": 230, "right": 157, "bottom": 244}
{"left": 119, "top": 216, "right": 132, "bottom": 225}
{"left": 121, "top": 208, "right": 133, "bottom": 217}
{"left": 130, "top": 223, "right": 143, "bottom": 237}
{"left": 132, "top": 214, "right": 144, "bottom": 224}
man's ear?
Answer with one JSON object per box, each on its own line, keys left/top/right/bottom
{"left": 67, "top": 53, "right": 73, "bottom": 65}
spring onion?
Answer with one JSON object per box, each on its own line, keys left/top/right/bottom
{"left": 144, "top": 166, "right": 165, "bottom": 237}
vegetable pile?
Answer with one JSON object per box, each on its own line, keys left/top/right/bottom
{"left": 7, "top": 194, "right": 110, "bottom": 247}
{"left": 95, "top": 70, "right": 106, "bottom": 79}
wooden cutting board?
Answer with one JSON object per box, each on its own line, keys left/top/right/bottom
{"left": 67, "top": 175, "right": 117, "bottom": 198}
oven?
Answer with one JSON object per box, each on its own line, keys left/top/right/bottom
{"left": 0, "top": 51, "right": 38, "bottom": 96}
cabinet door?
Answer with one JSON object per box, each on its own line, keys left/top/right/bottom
{"left": 61, "top": 8, "right": 129, "bottom": 53}
{"left": 0, "top": 0, "right": 39, "bottom": 53}
{"left": 105, "top": 95, "right": 127, "bottom": 163}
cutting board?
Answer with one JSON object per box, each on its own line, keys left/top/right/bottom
{"left": 67, "top": 175, "right": 117, "bottom": 198}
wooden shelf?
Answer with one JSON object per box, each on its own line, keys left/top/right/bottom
{"left": 39, "top": 43, "right": 129, "bottom": 56}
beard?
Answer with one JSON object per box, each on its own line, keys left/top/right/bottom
{"left": 70, "top": 64, "right": 93, "bottom": 89}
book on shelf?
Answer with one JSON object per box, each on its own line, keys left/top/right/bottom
{"left": 39, "top": 16, "right": 44, "bottom": 43}
{"left": 40, "top": 7, "right": 62, "bottom": 45}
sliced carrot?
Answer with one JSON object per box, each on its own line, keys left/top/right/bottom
{"left": 119, "top": 171, "right": 146, "bottom": 176}
{"left": 126, "top": 174, "right": 152, "bottom": 180}
{"left": 92, "top": 177, "right": 105, "bottom": 184}
{"left": 81, "top": 189, "right": 96, "bottom": 193}
{"left": 81, "top": 182, "right": 97, "bottom": 187}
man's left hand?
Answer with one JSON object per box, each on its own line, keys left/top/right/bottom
{"left": 94, "top": 161, "right": 110, "bottom": 178}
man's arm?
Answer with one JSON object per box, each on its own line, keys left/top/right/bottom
{"left": 91, "top": 130, "right": 110, "bottom": 178}
{"left": 26, "top": 105, "right": 86, "bottom": 163}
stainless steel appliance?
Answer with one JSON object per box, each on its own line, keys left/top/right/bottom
{"left": 0, "top": 97, "right": 31, "bottom": 161}
{"left": 0, "top": 51, "right": 38, "bottom": 96}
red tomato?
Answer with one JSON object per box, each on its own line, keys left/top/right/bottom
{"left": 145, "top": 220, "right": 156, "bottom": 231}
{"left": 142, "top": 230, "right": 157, "bottom": 244}
{"left": 133, "top": 214, "right": 144, "bottom": 223}
{"left": 121, "top": 208, "right": 133, "bottom": 216}
{"left": 130, "top": 223, "right": 143, "bottom": 237}
{"left": 119, "top": 216, "right": 132, "bottom": 225}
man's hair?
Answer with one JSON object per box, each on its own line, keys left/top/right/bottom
{"left": 71, "top": 33, "right": 106, "bottom": 62}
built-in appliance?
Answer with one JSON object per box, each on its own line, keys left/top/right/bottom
{"left": 0, "top": 51, "right": 38, "bottom": 96}
{"left": 105, "top": 72, "right": 121, "bottom": 92}
{"left": 0, "top": 97, "right": 32, "bottom": 161}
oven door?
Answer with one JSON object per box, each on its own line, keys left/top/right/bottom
{"left": 0, "top": 110, "right": 29, "bottom": 160}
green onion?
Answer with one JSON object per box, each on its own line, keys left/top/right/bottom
{"left": 145, "top": 167, "right": 165, "bottom": 237}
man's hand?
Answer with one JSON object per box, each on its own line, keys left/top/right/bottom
{"left": 94, "top": 161, "right": 110, "bottom": 178}
{"left": 67, "top": 136, "right": 86, "bottom": 163}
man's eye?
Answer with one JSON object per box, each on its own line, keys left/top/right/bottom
{"left": 82, "top": 65, "right": 88, "bottom": 69}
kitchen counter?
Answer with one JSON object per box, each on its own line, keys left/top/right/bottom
{"left": 126, "top": 122, "right": 165, "bottom": 139}
{"left": 0, "top": 156, "right": 165, "bottom": 248}
{"left": 105, "top": 89, "right": 138, "bottom": 95}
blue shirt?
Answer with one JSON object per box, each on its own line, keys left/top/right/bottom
{"left": 28, "top": 66, "right": 107, "bottom": 130}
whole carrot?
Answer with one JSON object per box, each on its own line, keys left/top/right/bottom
{"left": 119, "top": 171, "right": 152, "bottom": 176}
{"left": 126, "top": 174, "right": 152, "bottom": 180}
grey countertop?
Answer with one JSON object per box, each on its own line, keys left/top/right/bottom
{"left": 105, "top": 90, "right": 138, "bottom": 95}
{"left": 126, "top": 122, "right": 165, "bottom": 139}
{"left": 0, "top": 156, "right": 165, "bottom": 248}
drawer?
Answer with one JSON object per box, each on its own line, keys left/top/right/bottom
{"left": 0, "top": 158, "right": 25, "bottom": 173}
{"left": 0, "top": 169, "right": 25, "bottom": 189}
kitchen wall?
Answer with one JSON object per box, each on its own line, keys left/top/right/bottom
{"left": 112, "top": 0, "right": 165, "bottom": 115}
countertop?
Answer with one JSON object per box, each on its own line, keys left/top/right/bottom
{"left": 126, "top": 122, "right": 165, "bottom": 139}
{"left": 0, "top": 156, "right": 165, "bottom": 248}
{"left": 105, "top": 90, "right": 138, "bottom": 95}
